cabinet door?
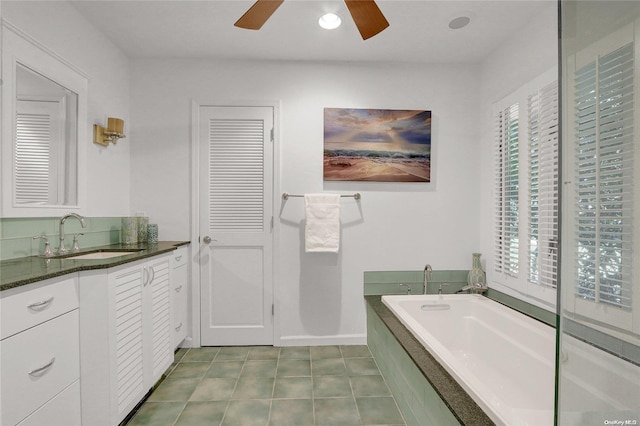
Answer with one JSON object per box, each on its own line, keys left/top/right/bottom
{"left": 146, "top": 256, "right": 172, "bottom": 384}
{"left": 109, "top": 264, "right": 144, "bottom": 420}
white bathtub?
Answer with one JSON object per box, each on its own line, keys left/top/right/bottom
{"left": 382, "top": 294, "right": 555, "bottom": 426}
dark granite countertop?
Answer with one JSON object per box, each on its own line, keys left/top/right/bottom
{"left": 365, "top": 295, "right": 494, "bottom": 426}
{"left": 1, "top": 241, "right": 190, "bottom": 292}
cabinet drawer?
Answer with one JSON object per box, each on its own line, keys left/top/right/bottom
{"left": 1, "top": 276, "right": 79, "bottom": 340}
{"left": 172, "top": 266, "right": 188, "bottom": 297}
{"left": 17, "top": 381, "right": 81, "bottom": 426}
{"left": 171, "top": 246, "right": 188, "bottom": 269}
{"left": 172, "top": 278, "right": 189, "bottom": 347}
{"left": 1, "top": 310, "right": 79, "bottom": 426}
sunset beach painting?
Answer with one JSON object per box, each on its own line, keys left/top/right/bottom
{"left": 323, "top": 108, "right": 431, "bottom": 182}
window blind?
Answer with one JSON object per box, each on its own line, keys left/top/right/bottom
{"left": 15, "top": 112, "right": 51, "bottom": 204}
{"left": 574, "top": 42, "right": 634, "bottom": 309}
{"left": 494, "top": 103, "right": 520, "bottom": 277}
{"left": 528, "top": 80, "right": 559, "bottom": 288}
{"left": 208, "top": 119, "right": 265, "bottom": 232}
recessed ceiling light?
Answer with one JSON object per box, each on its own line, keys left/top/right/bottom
{"left": 449, "top": 16, "right": 471, "bottom": 30}
{"left": 319, "top": 13, "right": 341, "bottom": 30}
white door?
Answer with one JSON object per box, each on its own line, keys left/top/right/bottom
{"left": 199, "top": 106, "right": 274, "bottom": 346}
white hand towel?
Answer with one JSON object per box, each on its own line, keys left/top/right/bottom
{"left": 304, "top": 193, "right": 341, "bottom": 253}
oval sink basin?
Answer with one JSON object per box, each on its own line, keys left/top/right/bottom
{"left": 66, "top": 251, "right": 142, "bottom": 260}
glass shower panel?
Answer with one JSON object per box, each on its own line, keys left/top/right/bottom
{"left": 559, "top": 1, "right": 640, "bottom": 424}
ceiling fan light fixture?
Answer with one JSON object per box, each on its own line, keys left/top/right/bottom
{"left": 319, "top": 13, "right": 342, "bottom": 30}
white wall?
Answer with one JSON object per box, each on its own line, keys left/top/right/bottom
{"left": 2, "top": 0, "right": 556, "bottom": 345}
{"left": 130, "top": 59, "right": 482, "bottom": 345}
{"left": 2, "top": 1, "right": 131, "bottom": 216}
{"left": 478, "top": 1, "right": 558, "bottom": 308}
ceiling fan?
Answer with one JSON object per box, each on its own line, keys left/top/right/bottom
{"left": 234, "top": 0, "right": 390, "bottom": 40}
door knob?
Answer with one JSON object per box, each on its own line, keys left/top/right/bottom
{"left": 202, "top": 236, "right": 212, "bottom": 244}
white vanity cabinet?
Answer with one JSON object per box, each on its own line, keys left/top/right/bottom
{"left": 79, "top": 253, "right": 173, "bottom": 426}
{"left": 171, "top": 245, "right": 189, "bottom": 348}
{"left": 0, "top": 275, "right": 81, "bottom": 426}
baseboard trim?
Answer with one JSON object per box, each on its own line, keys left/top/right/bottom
{"left": 278, "top": 334, "right": 367, "bottom": 347}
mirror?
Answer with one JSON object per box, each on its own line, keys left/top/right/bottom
{"left": 1, "top": 22, "right": 87, "bottom": 217}
{"left": 15, "top": 64, "right": 79, "bottom": 206}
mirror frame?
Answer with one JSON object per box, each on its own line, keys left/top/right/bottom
{"left": 1, "top": 20, "right": 88, "bottom": 217}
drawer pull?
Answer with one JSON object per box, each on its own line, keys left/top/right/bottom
{"left": 175, "top": 323, "right": 182, "bottom": 332}
{"left": 175, "top": 255, "right": 182, "bottom": 262}
{"left": 27, "top": 297, "right": 54, "bottom": 311}
{"left": 175, "top": 285, "right": 183, "bottom": 293}
{"left": 149, "top": 266, "right": 156, "bottom": 284}
{"left": 28, "top": 357, "right": 56, "bottom": 377}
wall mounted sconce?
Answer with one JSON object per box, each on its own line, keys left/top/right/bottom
{"left": 94, "top": 117, "right": 126, "bottom": 146}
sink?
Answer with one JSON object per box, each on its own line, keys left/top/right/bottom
{"left": 63, "top": 250, "right": 143, "bottom": 260}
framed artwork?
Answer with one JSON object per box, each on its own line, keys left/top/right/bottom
{"left": 323, "top": 108, "right": 431, "bottom": 182}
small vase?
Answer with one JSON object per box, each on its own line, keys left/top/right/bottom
{"left": 121, "top": 217, "right": 138, "bottom": 245}
{"left": 467, "top": 253, "right": 486, "bottom": 286}
{"left": 147, "top": 224, "right": 158, "bottom": 244}
{"left": 137, "top": 216, "right": 149, "bottom": 243}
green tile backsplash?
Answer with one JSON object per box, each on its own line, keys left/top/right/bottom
{"left": 364, "top": 270, "right": 469, "bottom": 296}
{"left": 0, "top": 217, "right": 122, "bottom": 260}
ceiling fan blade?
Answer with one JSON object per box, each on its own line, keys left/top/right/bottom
{"left": 234, "top": 0, "right": 284, "bottom": 30}
{"left": 344, "top": 0, "right": 389, "bottom": 40}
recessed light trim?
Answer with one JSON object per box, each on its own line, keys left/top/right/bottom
{"left": 449, "top": 16, "right": 471, "bottom": 30}
{"left": 319, "top": 13, "right": 341, "bottom": 30}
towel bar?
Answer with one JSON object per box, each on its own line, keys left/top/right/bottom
{"left": 282, "top": 193, "right": 361, "bottom": 200}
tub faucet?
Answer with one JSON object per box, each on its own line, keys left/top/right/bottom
{"left": 423, "top": 264, "right": 432, "bottom": 294}
{"left": 456, "top": 282, "right": 488, "bottom": 294}
{"left": 57, "top": 213, "right": 86, "bottom": 255}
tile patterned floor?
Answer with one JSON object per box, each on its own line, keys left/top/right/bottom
{"left": 126, "top": 345, "right": 406, "bottom": 426}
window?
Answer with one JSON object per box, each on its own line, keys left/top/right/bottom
{"left": 528, "top": 81, "right": 559, "bottom": 289}
{"left": 492, "top": 69, "right": 558, "bottom": 307}
{"left": 494, "top": 103, "right": 520, "bottom": 278}
{"left": 574, "top": 42, "right": 634, "bottom": 311}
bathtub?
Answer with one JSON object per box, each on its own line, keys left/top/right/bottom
{"left": 382, "top": 294, "right": 555, "bottom": 426}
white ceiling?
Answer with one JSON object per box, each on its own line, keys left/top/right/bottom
{"left": 70, "top": 0, "right": 553, "bottom": 63}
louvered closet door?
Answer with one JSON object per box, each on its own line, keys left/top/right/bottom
{"left": 199, "top": 106, "right": 274, "bottom": 346}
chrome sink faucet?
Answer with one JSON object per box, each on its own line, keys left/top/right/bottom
{"left": 423, "top": 264, "right": 432, "bottom": 294}
{"left": 57, "top": 213, "right": 86, "bottom": 255}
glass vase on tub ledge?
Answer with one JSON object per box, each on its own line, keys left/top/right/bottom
{"left": 467, "top": 253, "right": 486, "bottom": 287}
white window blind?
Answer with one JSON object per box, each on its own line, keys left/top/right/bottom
{"left": 15, "top": 112, "right": 51, "bottom": 204}
{"left": 494, "top": 103, "right": 520, "bottom": 277}
{"left": 528, "top": 80, "right": 559, "bottom": 288}
{"left": 574, "top": 42, "right": 634, "bottom": 310}
{"left": 208, "top": 119, "right": 265, "bottom": 232}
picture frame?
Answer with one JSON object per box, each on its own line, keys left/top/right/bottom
{"left": 323, "top": 108, "right": 431, "bottom": 182}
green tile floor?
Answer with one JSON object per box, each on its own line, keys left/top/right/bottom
{"left": 126, "top": 345, "right": 406, "bottom": 426}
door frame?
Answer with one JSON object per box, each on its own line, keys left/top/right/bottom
{"left": 190, "top": 99, "right": 281, "bottom": 348}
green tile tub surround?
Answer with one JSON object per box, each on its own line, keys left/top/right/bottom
{"left": 365, "top": 295, "right": 493, "bottom": 426}
{"left": 364, "top": 270, "right": 469, "bottom": 296}
{"left": 364, "top": 270, "right": 556, "bottom": 327}
{"left": 0, "top": 216, "right": 122, "bottom": 260}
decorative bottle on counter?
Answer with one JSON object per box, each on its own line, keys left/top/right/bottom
{"left": 147, "top": 224, "right": 158, "bottom": 244}
{"left": 121, "top": 217, "right": 138, "bottom": 245}
{"left": 467, "top": 253, "right": 486, "bottom": 286}
{"left": 137, "top": 216, "right": 149, "bottom": 243}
